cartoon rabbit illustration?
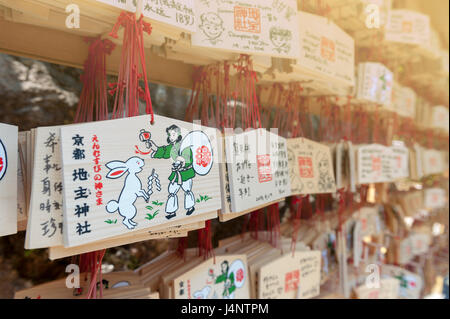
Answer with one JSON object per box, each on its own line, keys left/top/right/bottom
{"left": 193, "top": 286, "right": 211, "bottom": 299}
{"left": 105, "top": 157, "right": 150, "bottom": 230}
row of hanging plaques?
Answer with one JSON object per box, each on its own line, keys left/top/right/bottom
{"left": 14, "top": 199, "right": 438, "bottom": 299}
{"left": 0, "top": 115, "right": 448, "bottom": 255}
{"left": 94, "top": 0, "right": 445, "bottom": 99}
{"left": 97, "top": 1, "right": 436, "bottom": 54}
{"left": 355, "top": 61, "right": 449, "bottom": 133}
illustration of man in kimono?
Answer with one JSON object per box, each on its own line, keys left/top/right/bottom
{"left": 149, "top": 125, "right": 196, "bottom": 220}
{"left": 214, "top": 261, "right": 236, "bottom": 299}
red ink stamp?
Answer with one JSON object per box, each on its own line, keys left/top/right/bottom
{"left": 196, "top": 145, "right": 212, "bottom": 168}
{"left": 257, "top": 154, "right": 272, "bottom": 183}
{"left": 321, "top": 37, "right": 335, "bottom": 62}
{"left": 234, "top": 6, "right": 261, "bottom": 33}
{"left": 298, "top": 156, "right": 313, "bottom": 178}
{"left": 402, "top": 21, "right": 413, "bottom": 33}
{"left": 285, "top": 270, "right": 300, "bottom": 293}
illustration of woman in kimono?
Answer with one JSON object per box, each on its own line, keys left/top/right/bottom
{"left": 149, "top": 125, "right": 196, "bottom": 220}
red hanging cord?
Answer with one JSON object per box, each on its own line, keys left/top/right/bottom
{"left": 109, "top": 11, "right": 154, "bottom": 123}
{"left": 291, "top": 195, "right": 307, "bottom": 255}
{"left": 197, "top": 220, "right": 215, "bottom": 261}
{"left": 75, "top": 37, "right": 115, "bottom": 123}
{"left": 267, "top": 203, "right": 281, "bottom": 248}
{"left": 74, "top": 36, "right": 115, "bottom": 300}
{"left": 176, "top": 237, "right": 188, "bottom": 260}
{"left": 76, "top": 10, "right": 155, "bottom": 300}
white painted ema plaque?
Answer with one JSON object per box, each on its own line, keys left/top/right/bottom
{"left": 60, "top": 114, "right": 221, "bottom": 247}
{"left": 192, "top": 0, "right": 300, "bottom": 58}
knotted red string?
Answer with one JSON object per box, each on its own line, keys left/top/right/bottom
{"left": 108, "top": 11, "right": 154, "bottom": 123}
{"left": 75, "top": 37, "right": 115, "bottom": 123}
{"left": 233, "top": 55, "right": 261, "bottom": 130}
{"left": 176, "top": 237, "right": 188, "bottom": 260}
{"left": 197, "top": 220, "right": 215, "bottom": 261}
{"left": 73, "top": 36, "right": 115, "bottom": 299}
{"left": 75, "top": 249, "right": 106, "bottom": 299}
{"left": 316, "top": 194, "right": 326, "bottom": 223}
{"left": 267, "top": 203, "right": 281, "bottom": 248}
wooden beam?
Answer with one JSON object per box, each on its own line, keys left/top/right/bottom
{"left": 0, "top": 0, "right": 49, "bottom": 21}
{"left": 0, "top": 17, "right": 194, "bottom": 89}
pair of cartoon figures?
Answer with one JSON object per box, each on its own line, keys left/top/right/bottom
{"left": 105, "top": 125, "right": 209, "bottom": 230}
{"left": 288, "top": 150, "right": 334, "bottom": 192}
{"left": 199, "top": 12, "right": 292, "bottom": 53}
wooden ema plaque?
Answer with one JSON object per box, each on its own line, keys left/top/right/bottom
{"left": 173, "top": 255, "right": 250, "bottom": 299}
{"left": 223, "top": 128, "right": 291, "bottom": 214}
{"left": 59, "top": 114, "right": 221, "bottom": 247}
{"left": 192, "top": 0, "right": 300, "bottom": 58}
{"left": 287, "top": 137, "right": 336, "bottom": 195}
{"left": 0, "top": 123, "right": 18, "bottom": 237}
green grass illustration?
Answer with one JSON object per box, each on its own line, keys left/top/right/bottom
{"left": 196, "top": 195, "right": 212, "bottom": 203}
{"left": 145, "top": 210, "right": 159, "bottom": 221}
{"left": 105, "top": 219, "right": 117, "bottom": 224}
{"left": 151, "top": 200, "right": 164, "bottom": 206}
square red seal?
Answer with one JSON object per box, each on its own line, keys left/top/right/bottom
{"left": 285, "top": 270, "right": 300, "bottom": 293}
{"left": 257, "top": 154, "right": 272, "bottom": 183}
{"left": 298, "top": 156, "right": 313, "bottom": 178}
{"left": 234, "top": 6, "right": 261, "bottom": 34}
{"left": 320, "top": 37, "right": 336, "bottom": 62}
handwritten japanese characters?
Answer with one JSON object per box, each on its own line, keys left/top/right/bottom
{"left": 385, "top": 10, "right": 431, "bottom": 46}
{"left": 389, "top": 144, "right": 410, "bottom": 180}
{"left": 97, "top": 0, "right": 196, "bottom": 32}
{"left": 356, "top": 62, "right": 394, "bottom": 106}
{"left": 258, "top": 251, "right": 321, "bottom": 299}
{"left": 60, "top": 114, "right": 221, "bottom": 247}
{"left": 296, "top": 11, "right": 355, "bottom": 88}
{"left": 357, "top": 144, "right": 387, "bottom": 184}
{"left": 424, "top": 188, "right": 447, "bottom": 210}
{"left": 0, "top": 123, "right": 18, "bottom": 237}
{"left": 224, "top": 129, "right": 291, "bottom": 213}
{"left": 430, "top": 105, "right": 449, "bottom": 133}
{"left": 25, "top": 127, "right": 64, "bottom": 248}
{"left": 173, "top": 255, "right": 250, "bottom": 299}
{"left": 287, "top": 138, "right": 336, "bottom": 195}
{"left": 356, "top": 144, "right": 410, "bottom": 184}
{"left": 421, "top": 148, "right": 446, "bottom": 176}
{"left": 392, "top": 83, "right": 417, "bottom": 118}
{"left": 192, "top": 0, "right": 300, "bottom": 58}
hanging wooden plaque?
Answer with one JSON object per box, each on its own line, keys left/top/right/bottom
{"left": 0, "top": 123, "right": 18, "bottom": 237}
{"left": 192, "top": 0, "right": 300, "bottom": 58}
{"left": 287, "top": 137, "right": 336, "bottom": 195}
{"left": 60, "top": 114, "right": 221, "bottom": 247}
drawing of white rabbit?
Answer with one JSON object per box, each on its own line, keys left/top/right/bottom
{"left": 105, "top": 157, "right": 150, "bottom": 230}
